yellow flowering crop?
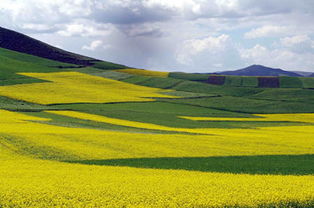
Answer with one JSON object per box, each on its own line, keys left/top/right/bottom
{"left": 0, "top": 109, "right": 50, "bottom": 122}
{"left": 0, "top": 110, "right": 313, "bottom": 207}
{"left": 0, "top": 157, "right": 313, "bottom": 208}
{"left": 47, "top": 110, "right": 314, "bottom": 140}
{"left": 0, "top": 72, "right": 174, "bottom": 104}
{"left": 0, "top": 110, "right": 311, "bottom": 159}
{"left": 116, "top": 68, "right": 169, "bottom": 77}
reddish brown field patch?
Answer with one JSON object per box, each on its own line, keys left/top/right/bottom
{"left": 207, "top": 75, "right": 226, "bottom": 85}
{"left": 258, "top": 77, "right": 280, "bottom": 88}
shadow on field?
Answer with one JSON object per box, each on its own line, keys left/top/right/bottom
{"left": 65, "top": 154, "right": 314, "bottom": 175}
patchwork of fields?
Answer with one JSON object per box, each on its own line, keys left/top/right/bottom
{"left": 1, "top": 109, "right": 314, "bottom": 207}
{"left": 0, "top": 49, "right": 313, "bottom": 208}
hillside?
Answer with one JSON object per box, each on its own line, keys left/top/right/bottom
{"left": 292, "top": 71, "right": 313, "bottom": 77}
{"left": 215, "top": 65, "right": 301, "bottom": 77}
{"left": 0, "top": 28, "right": 314, "bottom": 208}
{"left": 0, "top": 27, "right": 101, "bottom": 65}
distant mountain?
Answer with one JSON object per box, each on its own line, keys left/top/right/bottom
{"left": 292, "top": 71, "right": 314, "bottom": 77}
{"left": 215, "top": 65, "right": 302, "bottom": 77}
{"left": 0, "top": 26, "right": 98, "bottom": 66}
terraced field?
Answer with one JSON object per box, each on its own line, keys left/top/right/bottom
{"left": 0, "top": 48, "right": 313, "bottom": 208}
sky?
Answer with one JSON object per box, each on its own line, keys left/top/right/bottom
{"left": 1, "top": 0, "right": 314, "bottom": 73}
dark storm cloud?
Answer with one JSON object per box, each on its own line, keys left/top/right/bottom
{"left": 117, "top": 24, "right": 164, "bottom": 38}
{"left": 92, "top": 7, "right": 172, "bottom": 25}
{"left": 90, "top": 0, "right": 177, "bottom": 25}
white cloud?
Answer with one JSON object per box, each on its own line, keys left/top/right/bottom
{"left": 57, "top": 0, "right": 93, "bottom": 16}
{"left": 176, "top": 34, "right": 241, "bottom": 71}
{"left": 21, "top": 23, "right": 54, "bottom": 32}
{"left": 178, "top": 34, "right": 230, "bottom": 58}
{"left": 244, "top": 25, "right": 291, "bottom": 39}
{"left": 82, "top": 40, "right": 107, "bottom": 51}
{"left": 281, "top": 35, "right": 310, "bottom": 46}
{"left": 240, "top": 44, "right": 269, "bottom": 60}
{"left": 142, "top": 0, "right": 242, "bottom": 20}
{"left": 240, "top": 44, "right": 314, "bottom": 71}
{"left": 56, "top": 22, "right": 112, "bottom": 37}
{"left": 57, "top": 24, "right": 87, "bottom": 37}
{"left": 142, "top": 0, "right": 201, "bottom": 13}
{"left": 281, "top": 35, "right": 314, "bottom": 48}
{"left": 279, "top": 35, "right": 314, "bottom": 54}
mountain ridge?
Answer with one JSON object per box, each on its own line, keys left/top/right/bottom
{"left": 0, "top": 26, "right": 99, "bottom": 66}
{"left": 214, "top": 65, "right": 303, "bottom": 77}
{"left": 292, "top": 71, "right": 313, "bottom": 77}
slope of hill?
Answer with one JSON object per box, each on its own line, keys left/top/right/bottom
{"left": 0, "top": 27, "right": 129, "bottom": 69}
{"left": 0, "top": 27, "right": 127, "bottom": 69}
{"left": 0, "top": 27, "right": 314, "bottom": 208}
{"left": 0, "top": 26, "right": 97, "bottom": 66}
{"left": 292, "top": 71, "right": 313, "bottom": 77}
{"left": 215, "top": 65, "right": 301, "bottom": 77}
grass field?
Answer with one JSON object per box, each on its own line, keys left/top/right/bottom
{"left": 169, "top": 72, "right": 209, "bottom": 81}
{"left": 0, "top": 48, "right": 313, "bottom": 207}
{"left": 300, "top": 77, "right": 314, "bottom": 88}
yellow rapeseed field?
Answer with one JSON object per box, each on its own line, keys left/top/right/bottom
{"left": 1, "top": 110, "right": 312, "bottom": 159}
{"left": 0, "top": 156, "right": 313, "bottom": 208}
{"left": 0, "top": 72, "right": 174, "bottom": 104}
{"left": 47, "top": 110, "right": 314, "bottom": 142}
{"left": 0, "top": 109, "right": 313, "bottom": 207}
{"left": 116, "top": 68, "right": 169, "bottom": 77}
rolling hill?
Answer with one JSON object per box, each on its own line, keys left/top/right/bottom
{"left": 214, "top": 64, "right": 302, "bottom": 77}
{"left": 0, "top": 26, "right": 99, "bottom": 66}
{"left": 0, "top": 26, "right": 127, "bottom": 70}
{"left": 292, "top": 71, "right": 313, "bottom": 77}
{"left": 0, "top": 27, "right": 314, "bottom": 208}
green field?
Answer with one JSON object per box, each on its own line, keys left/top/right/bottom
{"left": 69, "top": 154, "right": 313, "bottom": 175}
{"left": 0, "top": 47, "right": 313, "bottom": 208}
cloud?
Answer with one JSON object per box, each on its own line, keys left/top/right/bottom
{"left": 240, "top": 44, "right": 314, "bottom": 71}
{"left": 176, "top": 34, "right": 242, "bottom": 71}
{"left": 281, "top": 35, "right": 311, "bottom": 47}
{"left": 142, "top": 0, "right": 202, "bottom": 18}
{"left": 118, "top": 24, "right": 164, "bottom": 38}
{"left": 92, "top": 0, "right": 173, "bottom": 25}
{"left": 240, "top": 44, "right": 269, "bottom": 60}
{"left": 244, "top": 25, "right": 291, "bottom": 39}
{"left": 82, "top": 40, "right": 107, "bottom": 51}
{"left": 176, "top": 34, "right": 230, "bottom": 64}
{"left": 21, "top": 23, "right": 55, "bottom": 33}
{"left": 56, "top": 22, "right": 112, "bottom": 37}
{"left": 280, "top": 35, "right": 314, "bottom": 53}
{"left": 0, "top": 0, "right": 314, "bottom": 72}
{"left": 3, "top": 0, "right": 310, "bottom": 28}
